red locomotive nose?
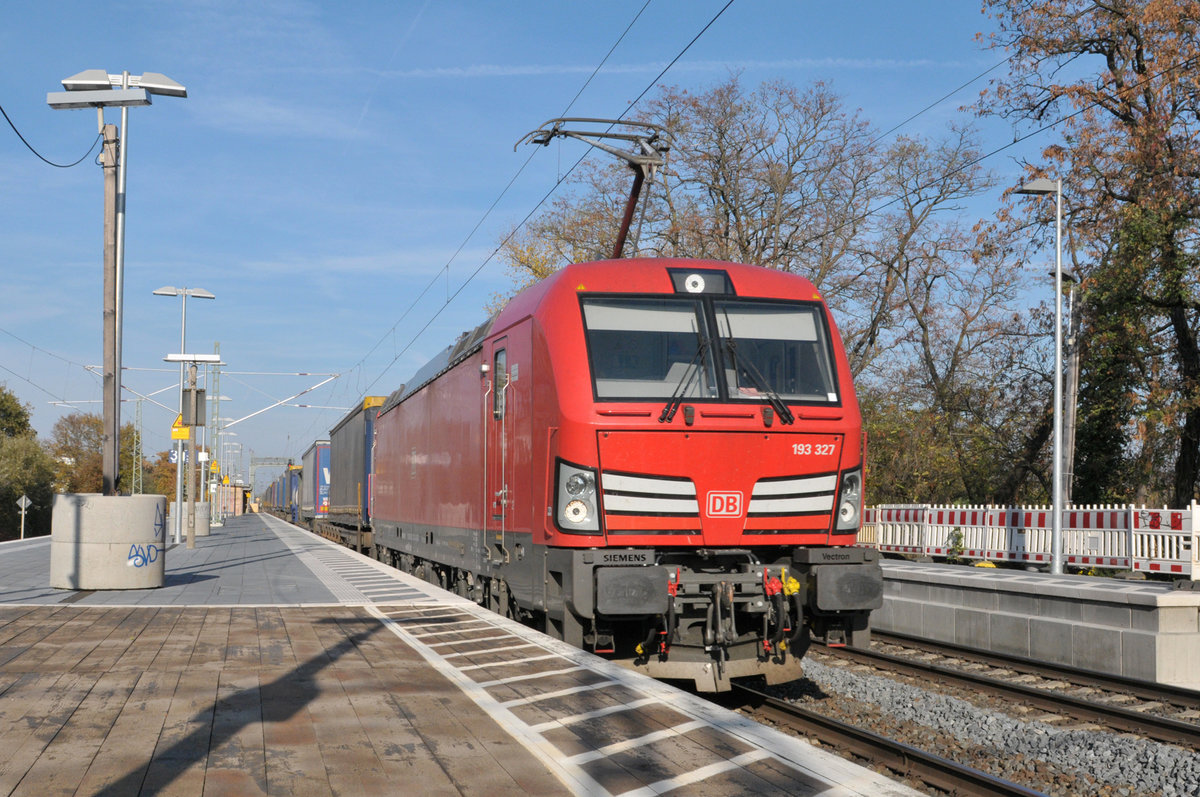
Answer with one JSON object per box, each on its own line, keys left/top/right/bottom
{"left": 595, "top": 428, "right": 844, "bottom": 545}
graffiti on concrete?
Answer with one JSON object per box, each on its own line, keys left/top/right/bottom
{"left": 127, "top": 544, "right": 161, "bottom": 568}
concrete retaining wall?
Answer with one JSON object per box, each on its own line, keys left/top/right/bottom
{"left": 873, "top": 560, "right": 1200, "bottom": 689}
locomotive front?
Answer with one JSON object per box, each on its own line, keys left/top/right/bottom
{"left": 540, "top": 259, "right": 882, "bottom": 691}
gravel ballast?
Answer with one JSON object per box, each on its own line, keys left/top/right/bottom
{"left": 780, "top": 658, "right": 1200, "bottom": 796}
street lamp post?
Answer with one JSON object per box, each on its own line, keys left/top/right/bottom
{"left": 220, "top": 431, "right": 239, "bottom": 521}
{"left": 164, "top": 353, "right": 221, "bottom": 548}
{"left": 1015, "top": 177, "right": 1065, "bottom": 575}
{"left": 155, "top": 287, "right": 214, "bottom": 544}
{"left": 48, "top": 70, "right": 187, "bottom": 496}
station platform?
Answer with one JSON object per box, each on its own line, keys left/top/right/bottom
{"left": 875, "top": 559, "right": 1200, "bottom": 689}
{"left": 0, "top": 514, "right": 916, "bottom": 796}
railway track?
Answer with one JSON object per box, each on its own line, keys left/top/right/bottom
{"left": 731, "top": 633, "right": 1200, "bottom": 795}
{"left": 842, "top": 632, "right": 1200, "bottom": 750}
{"left": 733, "top": 683, "right": 1046, "bottom": 796}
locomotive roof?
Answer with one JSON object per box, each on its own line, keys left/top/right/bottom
{"left": 377, "top": 257, "right": 823, "bottom": 417}
{"left": 379, "top": 315, "right": 495, "bottom": 415}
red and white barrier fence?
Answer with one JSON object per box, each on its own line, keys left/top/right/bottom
{"left": 859, "top": 502, "right": 1200, "bottom": 578}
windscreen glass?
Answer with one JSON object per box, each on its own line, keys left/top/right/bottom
{"left": 581, "top": 295, "right": 839, "bottom": 403}
{"left": 581, "top": 298, "right": 718, "bottom": 399}
{"left": 714, "top": 300, "right": 838, "bottom": 402}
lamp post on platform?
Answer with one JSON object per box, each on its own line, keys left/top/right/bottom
{"left": 163, "top": 353, "right": 222, "bottom": 548}
{"left": 1015, "top": 177, "right": 1065, "bottom": 575}
{"left": 155, "top": 287, "right": 215, "bottom": 544}
{"left": 48, "top": 69, "right": 187, "bottom": 495}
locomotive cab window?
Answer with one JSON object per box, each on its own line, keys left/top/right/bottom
{"left": 715, "top": 300, "right": 838, "bottom": 403}
{"left": 581, "top": 297, "right": 717, "bottom": 399}
{"left": 581, "top": 295, "right": 838, "bottom": 404}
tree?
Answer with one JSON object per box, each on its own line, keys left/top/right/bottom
{"left": 0, "top": 385, "right": 53, "bottom": 539}
{"left": 0, "top": 434, "right": 56, "bottom": 539}
{"left": 501, "top": 75, "right": 1033, "bottom": 504}
{"left": 144, "top": 450, "right": 177, "bottom": 498}
{"left": 48, "top": 413, "right": 139, "bottom": 494}
{"left": 0, "top": 384, "right": 32, "bottom": 438}
{"left": 980, "top": 0, "right": 1200, "bottom": 505}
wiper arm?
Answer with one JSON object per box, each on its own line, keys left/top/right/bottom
{"left": 660, "top": 339, "right": 708, "bottom": 423}
{"left": 724, "top": 339, "right": 794, "bottom": 425}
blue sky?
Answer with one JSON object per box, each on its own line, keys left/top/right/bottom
{"left": 0, "top": 1, "right": 1032, "bottom": 491}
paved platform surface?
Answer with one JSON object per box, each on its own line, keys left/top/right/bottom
{"left": 0, "top": 514, "right": 916, "bottom": 796}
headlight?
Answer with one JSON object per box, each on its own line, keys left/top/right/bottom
{"left": 564, "top": 500, "right": 591, "bottom": 523}
{"left": 555, "top": 459, "right": 601, "bottom": 534}
{"left": 565, "top": 473, "right": 591, "bottom": 496}
{"left": 836, "top": 469, "right": 862, "bottom": 532}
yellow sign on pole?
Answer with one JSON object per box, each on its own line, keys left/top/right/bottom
{"left": 171, "top": 414, "right": 189, "bottom": 440}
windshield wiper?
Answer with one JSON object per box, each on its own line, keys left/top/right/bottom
{"left": 723, "top": 338, "right": 794, "bottom": 425}
{"left": 660, "top": 337, "right": 708, "bottom": 423}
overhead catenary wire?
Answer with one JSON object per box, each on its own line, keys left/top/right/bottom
{"left": 354, "top": 23, "right": 1187, "bottom": 416}
{"left": 347, "top": 0, "right": 661, "bottom": 396}
{"left": 354, "top": 0, "right": 736, "bottom": 398}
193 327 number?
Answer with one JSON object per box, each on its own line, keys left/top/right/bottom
{"left": 792, "top": 443, "right": 836, "bottom": 456}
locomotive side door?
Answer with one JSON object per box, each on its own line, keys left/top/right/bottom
{"left": 484, "top": 338, "right": 511, "bottom": 561}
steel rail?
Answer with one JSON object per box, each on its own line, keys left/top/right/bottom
{"left": 872, "top": 630, "right": 1200, "bottom": 710}
{"left": 733, "top": 684, "right": 1047, "bottom": 797}
{"left": 824, "top": 639, "right": 1200, "bottom": 749}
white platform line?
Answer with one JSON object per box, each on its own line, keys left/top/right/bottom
{"left": 529, "top": 697, "right": 661, "bottom": 732}
{"left": 457, "top": 652, "right": 563, "bottom": 671}
{"left": 367, "top": 604, "right": 607, "bottom": 796}
{"left": 443, "top": 642, "right": 538, "bottom": 659}
{"left": 406, "top": 620, "right": 492, "bottom": 636}
{"left": 501, "top": 679, "right": 616, "bottom": 708}
{"left": 566, "top": 720, "right": 708, "bottom": 765}
{"left": 388, "top": 614, "right": 473, "bottom": 626}
{"left": 429, "top": 632, "right": 515, "bottom": 648}
{"left": 616, "top": 750, "right": 771, "bottom": 796}
{"left": 475, "top": 666, "right": 589, "bottom": 688}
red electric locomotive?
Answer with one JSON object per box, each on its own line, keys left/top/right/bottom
{"left": 370, "top": 257, "right": 881, "bottom": 691}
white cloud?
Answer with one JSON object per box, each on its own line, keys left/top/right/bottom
{"left": 381, "top": 57, "right": 971, "bottom": 80}
{"left": 194, "top": 95, "right": 368, "bottom": 140}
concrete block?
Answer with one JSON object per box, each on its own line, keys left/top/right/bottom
{"left": 989, "top": 613, "right": 1031, "bottom": 658}
{"left": 1071, "top": 623, "right": 1122, "bottom": 677}
{"left": 961, "top": 588, "right": 998, "bottom": 611}
{"left": 1150, "top": 632, "right": 1200, "bottom": 690}
{"left": 953, "top": 607, "right": 990, "bottom": 648}
{"left": 50, "top": 494, "right": 167, "bottom": 590}
{"left": 168, "top": 501, "right": 211, "bottom": 537}
{"left": 1029, "top": 617, "right": 1075, "bottom": 667}
{"left": 921, "top": 603, "right": 957, "bottom": 644}
{"left": 1036, "top": 596, "right": 1083, "bottom": 622}
{"left": 992, "top": 591, "right": 1038, "bottom": 617}
{"left": 1081, "top": 601, "right": 1131, "bottom": 629}
{"left": 884, "top": 581, "right": 929, "bottom": 602}
{"left": 928, "top": 584, "right": 963, "bottom": 607}
{"left": 877, "top": 598, "right": 923, "bottom": 636}
{"left": 1132, "top": 605, "right": 1198, "bottom": 634}
{"left": 1119, "top": 630, "right": 1158, "bottom": 684}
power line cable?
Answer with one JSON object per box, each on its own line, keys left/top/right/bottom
{"left": 358, "top": 0, "right": 736, "bottom": 396}
{"left": 870, "top": 57, "right": 1009, "bottom": 146}
{"left": 791, "top": 52, "right": 1200, "bottom": 256}
{"left": 287, "top": 0, "right": 661, "bottom": 449}
{"left": 0, "top": 101, "right": 102, "bottom": 168}
{"left": 348, "top": 0, "right": 664, "bottom": 396}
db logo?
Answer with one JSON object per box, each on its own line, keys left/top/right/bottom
{"left": 707, "top": 492, "right": 743, "bottom": 517}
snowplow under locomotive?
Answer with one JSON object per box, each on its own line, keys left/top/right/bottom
{"left": 366, "top": 257, "right": 881, "bottom": 692}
